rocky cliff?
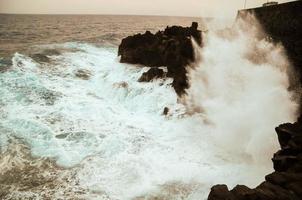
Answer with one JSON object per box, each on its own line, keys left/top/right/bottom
{"left": 208, "top": 1, "right": 302, "bottom": 200}
{"left": 117, "top": 2, "right": 302, "bottom": 199}
{"left": 118, "top": 22, "right": 202, "bottom": 96}
{"left": 237, "top": 0, "right": 302, "bottom": 82}
{"left": 208, "top": 120, "right": 302, "bottom": 200}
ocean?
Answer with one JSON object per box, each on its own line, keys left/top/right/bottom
{"left": 0, "top": 15, "right": 206, "bottom": 57}
{"left": 0, "top": 14, "right": 297, "bottom": 199}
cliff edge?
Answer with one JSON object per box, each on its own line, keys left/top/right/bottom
{"left": 237, "top": 0, "right": 302, "bottom": 81}
{"left": 118, "top": 22, "right": 202, "bottom": 96}
{"left": 208, "top": 1, "right": 302, "bottom": 199}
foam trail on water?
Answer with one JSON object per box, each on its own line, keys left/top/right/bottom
{"left": 0, "top": 16, "right": 298, "bottom": 200}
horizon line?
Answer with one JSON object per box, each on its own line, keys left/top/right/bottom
{"left": 0, "top": 12, "right": 225, "bottom": 19}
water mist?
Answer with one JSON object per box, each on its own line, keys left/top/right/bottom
{"left": 0, "top": 15, "right": 299, "bottom": 200}
{"left": 185, "top": 14, "right": 298, "bottom": 165}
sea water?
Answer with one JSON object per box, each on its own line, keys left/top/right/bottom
{"left": 0, "top": 14, "right": 298, "bottom": 199}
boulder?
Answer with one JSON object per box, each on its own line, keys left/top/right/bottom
{"left": 208, "top": 119, "right": 302, "bottom": 200}
{"left": 138, "top": 68, "right": 165, "bottom": 82}
{"left": 118, "top": 22, "right": 202, "bottom": 96}
{"left": 163, "top": 107, "right": 169, "bottom": 115}
{"left": 75, "top": 69, "right": 91, "bottom": 80}
{"left": 208, "top": 185, "right": 235, "bottom": 200}
{"left": 208, "top": 2, "right": 302, "bottom": 199}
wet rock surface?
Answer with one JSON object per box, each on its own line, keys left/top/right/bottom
{"left": 208, "top": 118, "right": 302, "bottom": 200}
{"left": 163, "top": 107, "right": 169, "bottom": 115}
{"left": 118, "top": 22, "right": 202, "bottom": 96}
{"left": 208, "top": 2, "right": 302, "bottom": 199}
{"left": 138, "top": 68, "right": 166, "bottom": 82}
{"left": 75, "top": 69, "right": 92, "bottom": 80}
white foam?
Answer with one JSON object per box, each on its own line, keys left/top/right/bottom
{"left": 0, "top": 17, "right": 298, "bottom": 199}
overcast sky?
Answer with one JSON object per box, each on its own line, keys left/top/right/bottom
{"left": 0, "top": 0, "right": 294, "bottom": 18}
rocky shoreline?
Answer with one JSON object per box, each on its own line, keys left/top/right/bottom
{"left": 207, "top": 2, "right": 302, "bottom": 199}
{"left": 118, "top": 22, "right": 202, "bottom": 96}
{"left": 208, "top": 119, "right": 302, "bottom": 200}
{"left": 118, "top": 2, "right": 302, "bottom": 199}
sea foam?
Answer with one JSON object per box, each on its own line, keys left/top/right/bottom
{"left": 0, "top": 16, "right": 298, "bottom": 199}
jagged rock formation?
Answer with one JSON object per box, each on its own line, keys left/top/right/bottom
{"left": 208, "top": 1, "right": 302, "bottom": 199}
{"left": 118, "top": 22, "right": 202, "bottom": 95}
{"left": 138, "top": 68, "right": 166, "bottom": 82}
{"left": 208, "top": 119, "right": 302, "bottom": 200}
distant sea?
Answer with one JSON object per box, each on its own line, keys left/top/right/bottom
{"left": 0, "top": 14, "right": 290, "bottom": 200}
{"left": 0, "top": 14, "right": 205, "bottom": 58}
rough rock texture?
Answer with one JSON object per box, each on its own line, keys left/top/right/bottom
{"left": 138, "top": 68, "right": 165, "bottom": 82}
{"left": 208, "top": 2, "right": 302, "bottom": 199}
{"left": 208, "top": 118, "right": 302, "bottom": 200}
{"left": 118, "top": 22, "right": 202, "bottom": 95}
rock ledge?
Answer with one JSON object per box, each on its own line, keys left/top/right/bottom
{"left": 118, "top": 22, "right": 202, "bottom": 95}
{"left": 208, "top": 119, "right": 302, "bottom": 200}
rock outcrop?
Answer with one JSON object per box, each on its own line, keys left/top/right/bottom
{"left": 138, "top": 68, "right": 166, "bottom": 82}
{"left": 208, "top": 118, "right": 302, "bottom": 200}
{"left": 118, "top": 22, "right": 202, "bottom": 95}
{"left": 208, "top": 2, "right": 302, "bottom": 199}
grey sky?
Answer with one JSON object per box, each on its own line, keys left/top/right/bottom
{"left": 0, "top": 0, "right": 293, "bottom": 17}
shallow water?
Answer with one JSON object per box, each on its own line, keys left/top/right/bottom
{"left": 0, "top": 14, "right": 298, "bottom": 199}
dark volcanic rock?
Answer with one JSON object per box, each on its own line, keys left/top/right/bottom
{"left": 118, "top": 22, "right": 202, "bottom": 96}
{"left": 208, "top": 2, "right": 302, "bottom": 199}
{"left": 138, "top": 68, "right": 165, "bottom": 82}
{"left": 163, "top": 107, "right": 169, "bottom": 115}
{"left": 208, "top": 185, "right": 235, "bottom": 200}
{"left": 208, "top": 118, "right": 302, "bottom": 200}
